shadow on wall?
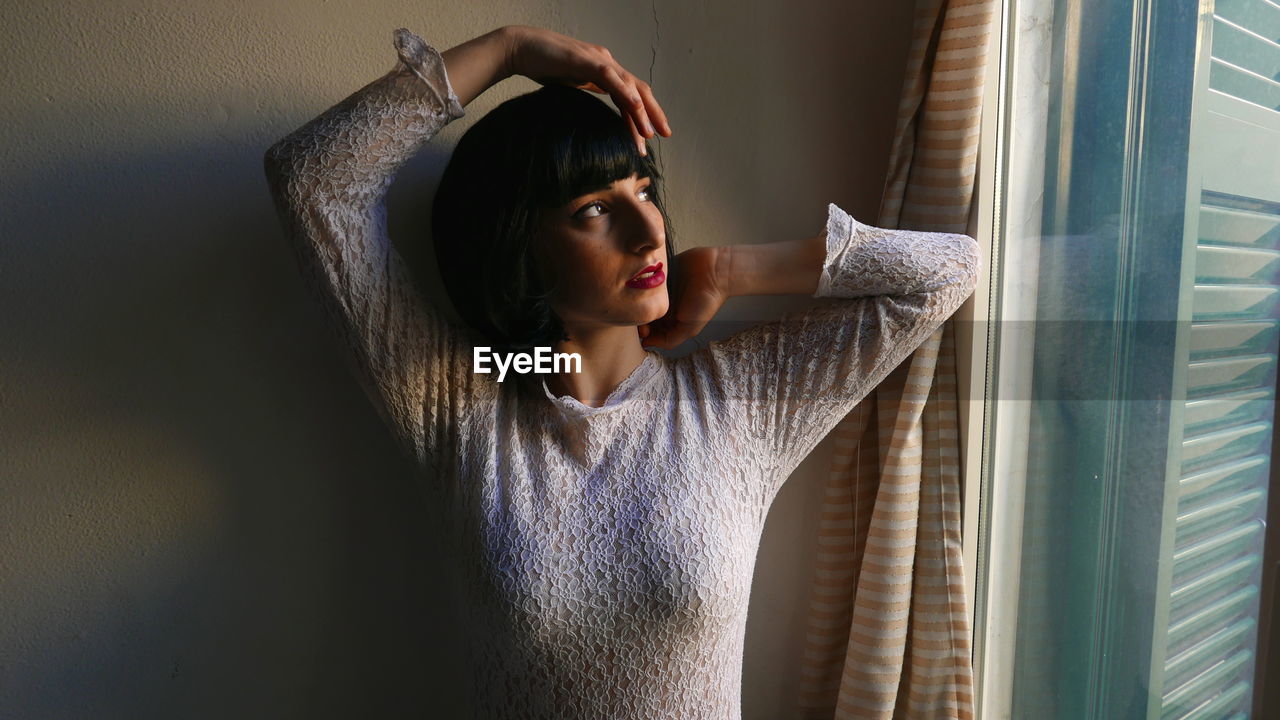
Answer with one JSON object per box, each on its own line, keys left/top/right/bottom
{"left": 1, "top": 136, "right": 470, "bottom": 717}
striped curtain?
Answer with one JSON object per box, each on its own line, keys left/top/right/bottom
{"left": 795, "top": 0, "right": 995, "bottom": 718}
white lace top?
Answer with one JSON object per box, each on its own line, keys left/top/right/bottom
{"left": 263, "top": 28, "right": 981, "bottom": 720}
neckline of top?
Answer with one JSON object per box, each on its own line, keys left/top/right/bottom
{"left": 539, "top": 350, "right": 665, "bottom": 417}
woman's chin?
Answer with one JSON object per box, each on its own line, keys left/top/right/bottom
{"left": 645, "top": 297, "right": 670, "bottom": 321}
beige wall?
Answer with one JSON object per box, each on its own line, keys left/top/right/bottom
{"left": 0, "top": 1, "right": 913, "bottom": 716}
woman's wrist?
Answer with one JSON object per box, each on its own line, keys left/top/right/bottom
{"left": 714, "top": 246, "right": 739, "bottom": 298}
{"left": 441, "top": 27, "right": 515, "bottom": 107}
{"left": 720, "top": 235, "right": 826, "bottom": 297}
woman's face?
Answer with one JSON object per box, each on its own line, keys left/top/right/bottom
{"left": 534, "top": 173, "right": 669, "bottom": 334}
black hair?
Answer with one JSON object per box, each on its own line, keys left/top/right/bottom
{"left": 431, "top": 83, "right": 676, "bottom": 354}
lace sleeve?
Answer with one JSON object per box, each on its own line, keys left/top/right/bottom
{"left": 262, "top": 29, "right": 469, "bottom": 470}
{"left": 693, "top": 203, "right": 981, "bottom": 507}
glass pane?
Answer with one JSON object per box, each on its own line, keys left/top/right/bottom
{"left": 985, "top": 0, "right": 1280, "bottom": 717}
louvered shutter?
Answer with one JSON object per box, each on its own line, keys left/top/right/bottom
{"left": 1156, "top": 1, "right": 1280, "bottom": 716}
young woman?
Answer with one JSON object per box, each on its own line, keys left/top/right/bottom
{"left": 263, "top": 24, "right": 980, "bottom": 719}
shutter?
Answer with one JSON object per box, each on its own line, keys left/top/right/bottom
{"left": 1157, "top": 1, "right": 1280, "bottom": 716}
{"left": 1209, "top": 0, "right": 1280, "bottom": 111}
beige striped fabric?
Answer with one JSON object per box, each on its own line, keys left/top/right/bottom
{"left": 795, "top": 0, "right": 994, "bottom": 718}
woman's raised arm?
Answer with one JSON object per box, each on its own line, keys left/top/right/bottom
{"left": 262, "top": 26, "right": 672, "bottom": 470}
{"left": 689, "top": 204, "right": 981, "bottom": 508}
{"left": 263, "top": 28, "right": 490, "bottom": 470}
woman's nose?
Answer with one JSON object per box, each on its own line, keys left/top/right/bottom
{"left": 620, "top": 201, "right": 665, "bottom": 252}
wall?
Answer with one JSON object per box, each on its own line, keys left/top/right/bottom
{"left": 0, "top": 1, "right": 914, "bottom": 716}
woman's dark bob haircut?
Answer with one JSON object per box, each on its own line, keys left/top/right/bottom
{"left": 431, "top": 83, "right": 676, "bottom": 354}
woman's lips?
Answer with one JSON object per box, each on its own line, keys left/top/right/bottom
{"left": 626, "top": 262, "right": 665, "bottom": 289}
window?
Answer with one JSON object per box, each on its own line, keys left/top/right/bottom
{"left": 974, "top": 0, "right": 1280, "bottom": 717}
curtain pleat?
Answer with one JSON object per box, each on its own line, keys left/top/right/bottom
{"left": 795, "top": 0, "right": 994, "bottom": 717}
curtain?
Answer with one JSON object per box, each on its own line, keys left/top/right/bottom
{"left": 795, "top": 0, "right": 996, "bottom": 718}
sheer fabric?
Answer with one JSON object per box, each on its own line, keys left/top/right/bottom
{"left": 263, "top": 28, "right": 980, "bottom": 719}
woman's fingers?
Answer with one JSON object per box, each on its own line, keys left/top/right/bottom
{"left": 596, "top": 65, "right": 651, "bottom": 155}
{"left": 634, "top": 80, "right": 672, "bottom": 137}
{"left": 640, "top": 330, "right": 666, "bottom": 349}
{"left": 617, "top": 74, "right": 666, "bottom": 144}
{"left": 623, "top": 113, "right": 647, "bottom": 156}
{"left": 640, "top": 315, "right": 705, "bottom": 350}
{"left": 611, "top": 67, "right": 648, "bottom": 118}
{"left": 592, "top": 62, "right": 664, "bottom": 154}
{"left": 645, "top": 325, "right": 686, "bottom": 350}
{"left": 640, "top": 318, "right": 670, "bottom": 349}
{"left": 508, "top": 27, "right": 670, "bottom": 153}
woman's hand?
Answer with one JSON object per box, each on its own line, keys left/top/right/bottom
{"left": 640, "top": 246, "right": 731, "bottom": 350}
{"left": 502, "top": 25, "right": 672, "bottom": 156}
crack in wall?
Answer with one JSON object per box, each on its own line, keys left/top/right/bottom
{"left": 648, "top": 0, "right": 660, "bottom": 87}
{"left": 648, "top": 0, "right": 665, "bottom": 172}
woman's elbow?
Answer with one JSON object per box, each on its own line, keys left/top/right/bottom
{"left": 263, "top": 140, "right": 292, "bottom": 187}
{"left": 958, "top": 233, "right": 982, "bottom": 291}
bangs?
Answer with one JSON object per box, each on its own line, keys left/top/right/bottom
{"left": 525, "top": 98, "right": 663, "bottom": 209}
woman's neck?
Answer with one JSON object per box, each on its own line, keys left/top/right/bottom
{"left": 542, "top": 325, "right": 649, "bottom": 408}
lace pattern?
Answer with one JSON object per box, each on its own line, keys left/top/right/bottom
{"left": 264, "top": 28, "right": 981, "bottom": 719}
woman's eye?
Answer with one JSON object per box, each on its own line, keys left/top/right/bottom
{"left": 577, "top": 201, "right": 605, "bottom": 219}
{"left": 574, "top": 185, "right": 652, "bottom": 219}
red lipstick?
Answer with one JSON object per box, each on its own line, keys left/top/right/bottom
{"left": 626, "top": 262, "right": 665, "bottom": 289}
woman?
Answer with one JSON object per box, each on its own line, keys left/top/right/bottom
{"left": 263, "top": 24, "right": 980, "bottom": 719}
